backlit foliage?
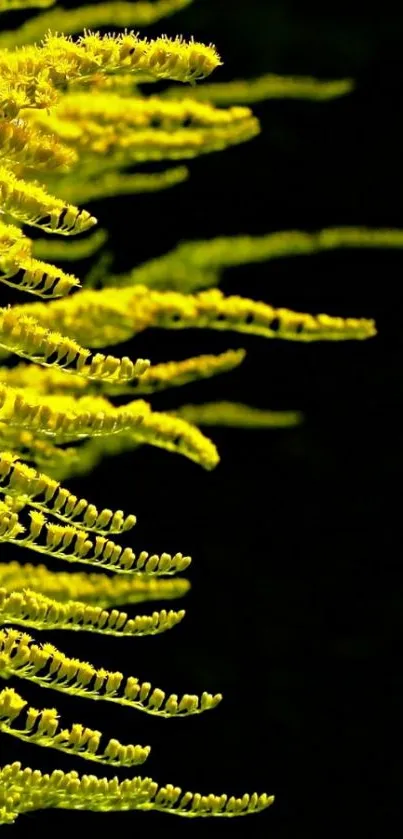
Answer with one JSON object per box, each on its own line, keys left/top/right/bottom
{"left": 0, "top": 0, "right": 396, "bottom": 827}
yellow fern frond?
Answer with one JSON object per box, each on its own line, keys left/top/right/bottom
{"left": 1, "top": 255, "right": 81, "bottom": 298}
{"left": 0, "top": 117, "right": 76, "bottom": 170}
{"left": 104, "top": 348, "right": 247, "bottom": 396}
{"left": 0, "top": 349, "right": 244, "bottom": 397}
{"left": 0, "top": 384, "right": 220, "bottom": 467}
{"left": 0, "top": 687, "right": 151, "bottom": 766}
{"left": 0, "top": 165, "right": 96, "bottom": 233}
{"left": 0, "top": 761, "right": 273, "bottom": 824}
{"left": 0, "top": 588, "right": 185, "bottom": 636}
{"left": 0, "top": 562, "right": 191, "bottom": 606}
{"left": 27, "top": 93, "right": 259, "bottom": 164}
{"left": 145, "top": 287, "right": 376, "bottom": 341}
{"left": 0, "top": 501, "right": 191, "bottom": 575}
{"left": 0, "top": 32, "right": 221, "bottom": 118}
{"left": 0, "top": 309, "right": 150, "bottom": 382}
{"left": 0, "top": 450, "right": 137, "bottom": 534}
{"left": 0, "top": 221, "right": 81, "bottom": 296}
{"left": 5, "top": 285, "right": 375, "bottom": 349}
{"left": 0, "top": 629, "right": 222, "bottom": 717}
{"left": 38, "top": 91, "right": 255, "bottom": 131}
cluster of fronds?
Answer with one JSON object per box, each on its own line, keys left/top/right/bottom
{"left": 0, "top": 0, "right": 399, "bottom": 828}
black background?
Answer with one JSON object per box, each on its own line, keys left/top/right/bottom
{"left": 2, "top": 1, "right": 403, "bottom": 837}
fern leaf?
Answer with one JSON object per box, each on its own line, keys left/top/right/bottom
{"left": 0, "top": 562, "right": 191, "bottom": 606}
{"left": 0, "top": 385, "right": 220, "bottom": 467}
{"left": 0, "top": 502, "right": 191, "bottom": 575}
{"left": 162, "top": 72, "right": 354, "bottom": 104}
{"left": 173, "top": 401, "right": 304, "bottom": 428}
{"left": 118, "top": 228, "right": 403, "bottom": 292}
{"left": 0, "top": 165, "right": 96, "bottom": 234}
{"left": 0, "top": 588, "right": 185, "bottom": 636}
{"left": 0, "top": 629, "right": 222, "bottom": 717}
{"left": 0, "top": 760, "right": 273, "bottom": 823}
{"left": 32, "top": 228, "right": 108, "bottom": 262}
{"left": 5, "top": 285, "right": 376, "bottom": 350}
{"left": 0, "top": 310, "right": 150, "bottom": 382}
{"left": 0, "top": 450, "right": 137, "bottom": 534}
{"left": 0, "top": 687, "right": 151, "bottom": 767}
{"left": 0, "top": 0, "right": 194, "bottom": 47}
{"left": 44, "top": 166, "right": 190, "bottom": 205}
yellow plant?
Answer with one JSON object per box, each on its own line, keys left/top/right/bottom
{"left": 0, "top": 0, "right": 398, "bottom": 827}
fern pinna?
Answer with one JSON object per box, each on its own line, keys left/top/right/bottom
{"left": 0, "top": 0, "right": 393, "bottom": 827}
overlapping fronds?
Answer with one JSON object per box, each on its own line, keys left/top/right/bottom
{"left": 0, "top": 0, "right": 387, "bottom": 826}
{"left": 0, "top": 384, "right": 220, "bottom": 467}
{"left": 0, "top": 348, "right": 245, "bottom": 397}
{"left": 0, "top": 117, "right": 76, "bottom": 170}
{"left": 26, "top": 93, "right": 260, "bottom": 165}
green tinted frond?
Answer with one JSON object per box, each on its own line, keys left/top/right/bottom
{"left": 0, "top": 1, "right": 194, "bottom": 48}
{"left": 51, "top": 166, "right": 189, "bottom": 205}
{"left": 32, "top": 228, "right": 108, "bottom": 262}
{"left": 162, "top": 72, "right": 354, "bottom": 104}
{"left": 119, "top": 228, "right": 403, "bottom": 292}
{"left": 0, "top": 0, "right": 54, "bottom": 12}
{"left": 174, "top": 401, "right": 303, "bottom": 428}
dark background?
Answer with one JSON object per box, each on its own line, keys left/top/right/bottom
{"left": 3, "top": 1, "right": 403, "bottom": 836}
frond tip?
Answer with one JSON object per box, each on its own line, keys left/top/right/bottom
{"left": 0, "top": 761, "right": 274, "bottom": 823}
